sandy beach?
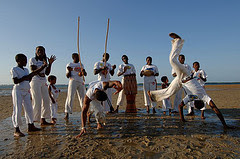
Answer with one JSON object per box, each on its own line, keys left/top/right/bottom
{"left": 0, "top": 84, "right": 240, "bottom": 158}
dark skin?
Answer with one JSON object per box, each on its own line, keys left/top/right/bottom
{"left": 172, "top": 56, "right": 185, "bottom": 77}
{"left": 193, "top": 63, "right": 206, "bottom": 82}
{"left": 178, "top": 100, "right": 231, "bottom": 129}
{"left": 94, "top": 53, "right": 116, "bottom": 76}
{"left": 13, "top": 57, "right": 47, "bottom": 84}
{"left": 140, "top": 58, "right": 159, "bottom": 77}
{"left": 76, "top": 81, "right": 122, "bottom": 138}
{"left": 48, "top": 78, "right": 57, "bottom": 104}
{"left": 66, "top": 54, "right": 87, "bottom": 78}
{"left": 30, "top": 47, "right": 56, "bottom": 76}
{"left": 169, "top": 33, "right": 231, "bottom": 129}
{"left": 118, "top": 56, "right": 136, "bottom": 77}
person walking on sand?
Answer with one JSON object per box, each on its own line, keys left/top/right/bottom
{"left": 64, "top": 53, "right": 87, "bottom": 120}
{"left": 149, "top": 33, "right": 230, "bottom": 128}
{"left": 29, "top": 46, "right": 56, "bottom": 125}
{"left": 11, "top": 54, "right": 46, "bottom": 137}
{"left": 94, "top": 53, "right": 116, "bottom": 113}
{"left": 75, "top": 80, "right": 122, "bottom": 138}
{"left": 115, "top": 55, "right": 136, "bottom": 113}
{"left": 140, "top": 56, "right": 159, "bottom": 113}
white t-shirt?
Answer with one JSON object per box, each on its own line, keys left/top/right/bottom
{"left": 94, "top": 61, "right": 112, "bottom": 81}
{"left": 193, "top": 69, "right": 207, "bottom": 87}
{"left": 66, "top": 62, "right": 85, "bottom": 82}
{"left": 86, "top": 81, "right": 104, "bottom": 100}
{"left": 29, "top": 57, "right": 46, "bottom": 81}
{"left": 49, "top": 85, "right": 60, "bottom": 101}
{"left": 172, "top": 63, "right": 192, "bottom": 80}
{"left": 141, "top": 64, "right": 159, "bottom": 83}
{"left": 10, "top": 66, "right": 30, "bottom": 91}
{"left": 117, "top": 63, "right": 136, "bottom": 77}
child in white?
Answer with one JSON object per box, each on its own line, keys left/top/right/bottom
{"left": 11, "top": 54, "right": 45, "bottom": 137}
{"left": 64, "top": 53, "right": 87, "bottom": 119}
{"left": 161, "top": 76, "right": 172, "bottom": 115}
{"left": 94, "top": 53, "right": 116, "bottom": 112}
{"left": 29, "top": 46, "right": 56, "bottom": 125}
{"left": 140, "top": 56, "right": 159, "bottom": 113}
{"left": 116, "top": 55, "right": 136, "bottom": 112}
{"left": 48, "top": 75, "right": 60, "bottom": 124}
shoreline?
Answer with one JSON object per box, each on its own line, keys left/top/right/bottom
{"left": 1, "top": 84, "right": 240, "bottom": 121}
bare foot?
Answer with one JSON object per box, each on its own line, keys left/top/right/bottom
{"left": 146, "top": 106, "right": 150, "bottom": 113}
{"left": 41, "top": 118, "right": 54, "bottom": 126}
{"left": 64, "top": 113, "right": 69, "bottom": 120}
{"left": 75, "top": 128, "right": 86, "bottom": 138}
{"left": 14, "top": 131, "right": 25, "bottom": 137}
{"left": 51, "top": 118, "right": 57, "bottom": 124}
{"left": 153, "top": 108, "right": 156, "bottom": 114}
{"left": 97, "top": 123, "right": 103, "bottom": 130}
{"left": 28, "top": 124, "right": 41, "bottom": 132}
{"left": 186, "top": 112, "right": 194, "bottom": 116}
{"left": 201, "top": 116, "right": 206, "bottom": 119}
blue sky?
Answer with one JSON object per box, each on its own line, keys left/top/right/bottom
{"left": 1, "top": 0, "right": 240, "bottom": 84}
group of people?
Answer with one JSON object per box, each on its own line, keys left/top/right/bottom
{"left": 10, "top": 33, "right": 230, "bottom": 138}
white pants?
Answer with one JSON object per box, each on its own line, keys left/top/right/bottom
{"left": 30, "top": 79, "right": 51, "bottom": 121}
{"left": 172, "top": 88, "right": 183, "bottom": 112}
{"left": 12, "top": 89, "right": 33, "bottom": 128}
{"left": 89, "top": 100, "right": 106, "bottom": 124}
{"left": 50, "top": 102, "right": 58, "bottom": 118}
{"left": 143, "top": 81, "right": 157, "bottom": 108}
{"left": 162, "top": 98, "right": 172, "bottom": 111}
{"left": 183, "top": 79, "right": 211, "bottom": 107}
{"left": 103, "top": 88, "right": 112, "bottom": 112}
{"left": 150, "top": 39, "right": 186, "bottom": 102}
{"left": 65, "top": 80, "right": 86, "bottom": 113}
{"left": 116, "top": 78, "right": 125, "bottom": 107}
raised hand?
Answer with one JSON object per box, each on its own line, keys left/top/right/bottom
{"left": 48, "top": 55, "right": 56, "bottom": 65}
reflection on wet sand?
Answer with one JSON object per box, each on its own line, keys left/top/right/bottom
{"left": 0, "top": 108, "right": 240, "bottom": 158}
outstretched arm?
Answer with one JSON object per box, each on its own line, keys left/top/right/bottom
{"left": 209, "top": 100, "right": 230, "bottom": 129}
{"left": 76, "top": 96, "right": 91, "bottom": 138}
{"left": 103, "top": 80, "right": 122, "bottom": 95}
{"left": 13, "top": 62, "right": 47, "bottom": 84}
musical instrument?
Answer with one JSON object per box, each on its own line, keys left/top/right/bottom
{"left": 123, "top": 75, "right": 137, "bottom": 113}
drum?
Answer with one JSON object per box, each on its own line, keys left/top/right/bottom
{"left": 123, "top": 75, "right": 137, "bottom": 113}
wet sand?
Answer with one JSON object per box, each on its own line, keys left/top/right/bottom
{"left": 0, "top": 84, "right": 240, "bottom": 158}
